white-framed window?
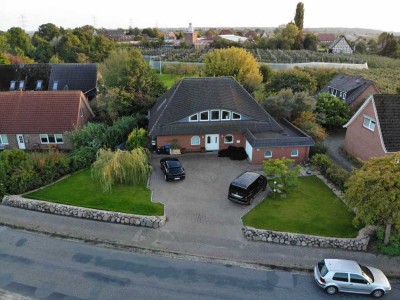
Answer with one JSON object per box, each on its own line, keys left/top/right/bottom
{"left": 224, "top": 134, "right": 233, "bottom": 144}
{"left": 221, "top": 110, "right": 230, "bottom": 120}
{"left": 191, "top": 136, "right": 200, "bottom": 146}
{"left": 363, "top": 116, "right": 376, "bottom": 131}
{"left": 200, "top": 111, "right": 209, "bottom": 121}
{"left": 343, "top": 93, "right": 347, "bottom": 100}
{"left": 19, "top": 80, "right": 25, "bottom": 89}
{"left": 9, "top": 81, "right": 16, "bottom": 90}
{"left": 210, "top": 110, "right": 220, "bottom": 121}
{"left": 264, "top": 150, "right": 272, "bottom": 158}
{"left": 0, "top": 134, "right": 9, "bottom": 145}
{"left": 80, "top": 107, "right": 84, "bottom": 118}
{"left": 52, "top": 81, "right": 58, "bottom": 90}
{"left": 40, "top": 134, "right": 64, "bottom": 144}
{"left": 232, "top": 112, "right": 241, "bottom": 120}
{"left": 36, "top": 80, "right": 43, "bottom": 90}
{"left": 290, "top": 149, "right": 299, "bottom": 157}
{"left": 189, "top": 113, "right": 198, "bottom": 122}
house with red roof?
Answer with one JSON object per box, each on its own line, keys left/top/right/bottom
{"left": 0, "top": 91, "right": 94, "bottom": 150}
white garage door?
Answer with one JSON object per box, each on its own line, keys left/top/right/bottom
{"left": 245, "top": 140, "right": 253, "bottom": 162}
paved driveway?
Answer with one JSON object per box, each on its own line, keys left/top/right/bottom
{"left": 150, "top": 152, "right": 265, "bottom": 241}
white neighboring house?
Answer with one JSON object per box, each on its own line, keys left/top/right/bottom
{"left": 328, "top": 36, "right": 353, "bottom": 54}
{"left": 218, "top": 34, "right": 248, "bottom": 43}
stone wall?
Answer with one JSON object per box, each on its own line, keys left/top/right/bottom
{"left": 243, "top": 226, "right": 375, "bottom": 251}
{"left": 2, "top": 195, "right": 165, "bottom": 228}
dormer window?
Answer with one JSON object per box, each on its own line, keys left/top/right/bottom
{"left": 36, "top": 80, "right": 43, "bottom": 90}
{"left": 189, "top": 113, "right": 198, "bottom": 122}
{"left": 343, "top": 93, "right": 347, "bottom": 100}
{"left": 52, "top": 81, "right": 58, "bottom": 90}
{"left": 9, "top": 81, "right": 16, "bottom": 90}
{"left": 221, "top": 110, "right": 230, "bottom": 120}
{"left": 210, "top": 110, "right": 220, "bottom": 121}
{"left": 232, "top": 112, "right": 241, "bottom": 120}
{"left": 200, "top": 111, "right": 209, "bottom": 121}
{"left": 18, "top": 80, "right": 25, "bottom": 90}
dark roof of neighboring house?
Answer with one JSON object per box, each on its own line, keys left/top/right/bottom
{"left": 317, "top": 33, "right": 336, "bottom": 42}
{"left": 374, "top": 94, "right": 400, "bottom": 152}
{"left": 149, "top": 77, "right": 314, "bottom": 147}
{"left": 0, "top": 63, "right": 97, "bottom": 98}
{"left": 0, "top": 91, "right": 93, "bottom": 134}
{"left": 49, "top": 64, "right": 97, "bottom": 98}
{"left": 329, "top": 36, "right": 351, "bottom": 49}
{"left": 319, "top": 74, "right": 378, "bottom": 105}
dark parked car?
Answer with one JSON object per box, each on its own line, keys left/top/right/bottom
{"left": 228, "top": 171, "right": 267, "bottom": 205}
{"left": 160, "top": 157, "right": 185, "bottom": 181}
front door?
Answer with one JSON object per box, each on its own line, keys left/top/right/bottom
{"left": 16, "top": 134, "right": 26, "bottom": 150}
{"left": 205, "top": 134, "right": 219, "bottom": 151}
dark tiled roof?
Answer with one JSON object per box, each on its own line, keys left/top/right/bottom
{"left": 49, "top": 64, "right": 97, "bottom": 98}
{"left": 319, "top": 74, "right": 377, "bottom": 105}
{"left": 374, "top": 94, "right": 400, "bottom": 152}
{"left": 149, "top": 77, "right": 282, "bottom": 136}
{"left": 0, "top": 63, "right": 97, "bottom": 98}
{"left": 0, "top": 91, "right": 89, "bottom": 134}
{"left": 0, "top": 64, "right": 51, "bottom": 91}
{"left": 149, "top": 77, "right": 314, "bottom": 148}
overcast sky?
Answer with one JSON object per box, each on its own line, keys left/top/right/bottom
{"left": 1, "top": 0, "right": 399, "bottom": 32}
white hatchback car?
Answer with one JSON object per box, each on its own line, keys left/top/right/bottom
{"left": 314, "top": 259, "right": 391, "bottom": 298}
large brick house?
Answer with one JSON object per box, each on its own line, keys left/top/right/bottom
{"left": 148, "top": 77, "right": 314, "bottom": 164}
{"left": 318, "top": 74, "right": 380, "bottom": 110}
{"left": 0, "top": 91, "right": 94, "bottom": 150}
{"left": 343, "top": 94, "right": 400, "bottom": 161}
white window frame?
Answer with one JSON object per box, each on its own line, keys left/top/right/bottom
{"left": 80, "top": 107, "right": 84, "bottom": 118}
{"left": 343, "top": 92, "right": 347, "bottom": 100}
{"left": 290, "top": 149, "right": 299, "bottom": 157}
{"left": 191, "top": 136, "right": 200, "bottom": 146}
{"left": 224, "top": 134, "right": 233, "bottom": 144}
{"left": 210, "top": 110, "right": 220, "bottom": 121}
{"left": 232, "top": 112, "right": 241, "bottom": 120}
{"left": 0, "top": 134, "right": 9, "bottom": 145}
{"left": 363, "top": 115, "right": 376, "bottom": 131}
{"left": 264, "top": 150, "right": 272, "bottom": 158}
{"left": 9, "top": 81, "right": 16, "bottom": 90}
{"left": 52, "top": 81, "right": 58, "bottom": 90}
{"left": 40, "top": 134, "right": 64, "bottom": 144}
{"left": 200, "top": 111, "right": 209, "bottom": 121}
{"left": 189, "top": 113, "right": 198, "bottom": 122}
{"left": 221, "top": 110, "right": 231, "bottom": 120}
{"left": 36, "top": 80, "right": 43, "bottom": 90}
{"left": 19, "top": 80, "right": 25, "bottom": 89}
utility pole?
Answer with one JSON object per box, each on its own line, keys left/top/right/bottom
{"left": 20, "top": 15, "right": 26, "bottom": 30}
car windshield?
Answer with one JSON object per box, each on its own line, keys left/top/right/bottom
{"left": 168, "top": 167, "right": 183, "bottom": 174}
{"left": 166, "top": 161, "right": 181, "bottom": 168}
{"left": 318, "top": 260, "right": 328, "bottom": 276}
{"left": 359, "top": 265, "right": 374, "bottom": 283}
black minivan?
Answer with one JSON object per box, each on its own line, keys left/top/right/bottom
{"left": 227, "top": 171, "right": 267, "bottom": 205}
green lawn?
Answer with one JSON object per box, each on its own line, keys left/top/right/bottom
{"left": 242, "top": 176, "right": 358, "bottom": 238}
{"left": 159, "top": 73, "right": 197, "bottom": 89}
{"left": 24, "top": 169, "right": 164, "bottom": 216}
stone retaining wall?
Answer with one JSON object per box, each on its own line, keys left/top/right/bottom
{"left": 243, "top": 226, "right": 375, "bottom": 251}
{"left": 2, "top": 195, "right": 165, "bottom": 228}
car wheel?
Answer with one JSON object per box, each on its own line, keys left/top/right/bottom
{"left": 371, "top": 289, "right": 384, "bottom": 298}
{"left": 164, "top": 174, "right": 168, "bottom": 181}
{"left": 325, "top": 286, "right": 338, "bottom": 295}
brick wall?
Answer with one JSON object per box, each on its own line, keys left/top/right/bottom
{"left": 251, "top": 146, "right": 310, "bottom": 164}
{"left": 350, "top": 85, "right": 379, "bottom": 111}
{"left": 344, "top": 100, "right": 386, "bottom": 161}
{"left": 2, "top": 133, "right": 72, "bottom": 150}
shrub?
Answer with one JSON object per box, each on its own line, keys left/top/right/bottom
{"left": 311, "top": 154, "right": 334, "bottom": 174}
{"left": 310, "top": 142, "right": 328, "bottom": 157}
{"left": 126, "top": 128, "right": 147, "bottom": 150}
{"left": 376, "top": 227, "right": 400, "bottom": 256}
{"left": 68, "top": 146, "right": 98, "bottom": 171}
{"left": 91, "top": 148, "right": 152, "bottom": 192}
{"left": 67, "top": 122, "right": 107, "bottom": 150}
{"left": 31, "top": 151, "right": 70, "bottom": 185}
{"left": 104, "top": 115, "right": 140, "bottom": 148}
{"left": 326, "top": 166, "right": 350, "bottom": 191}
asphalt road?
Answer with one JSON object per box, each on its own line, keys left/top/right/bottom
{"left": 0, "top": 226, "right": 399, "bottom": 300}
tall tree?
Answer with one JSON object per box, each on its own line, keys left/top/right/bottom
{"left": 294, "top": 2, "right": 305, "bottom": 31}
{"left": 204, "top": 47, "right": 262, "bottom": 92}
{"left": 6, "top": 27, "right": 33, "bottom": 56}
{"left": 266, "top": 69, "right": 317, "bottom": 94}
{"left": 315, "top": 93, "right": 351, "bottom": 127}
{"left": 345, "top": 153, "right": 400, "bottom": 245}
{"left": 36, "top": 23, "right": 61, "bottom": 42}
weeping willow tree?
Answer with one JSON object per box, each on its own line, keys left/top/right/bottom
{"left": 91, "top": 148, "right": 152, "bottom": 192}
